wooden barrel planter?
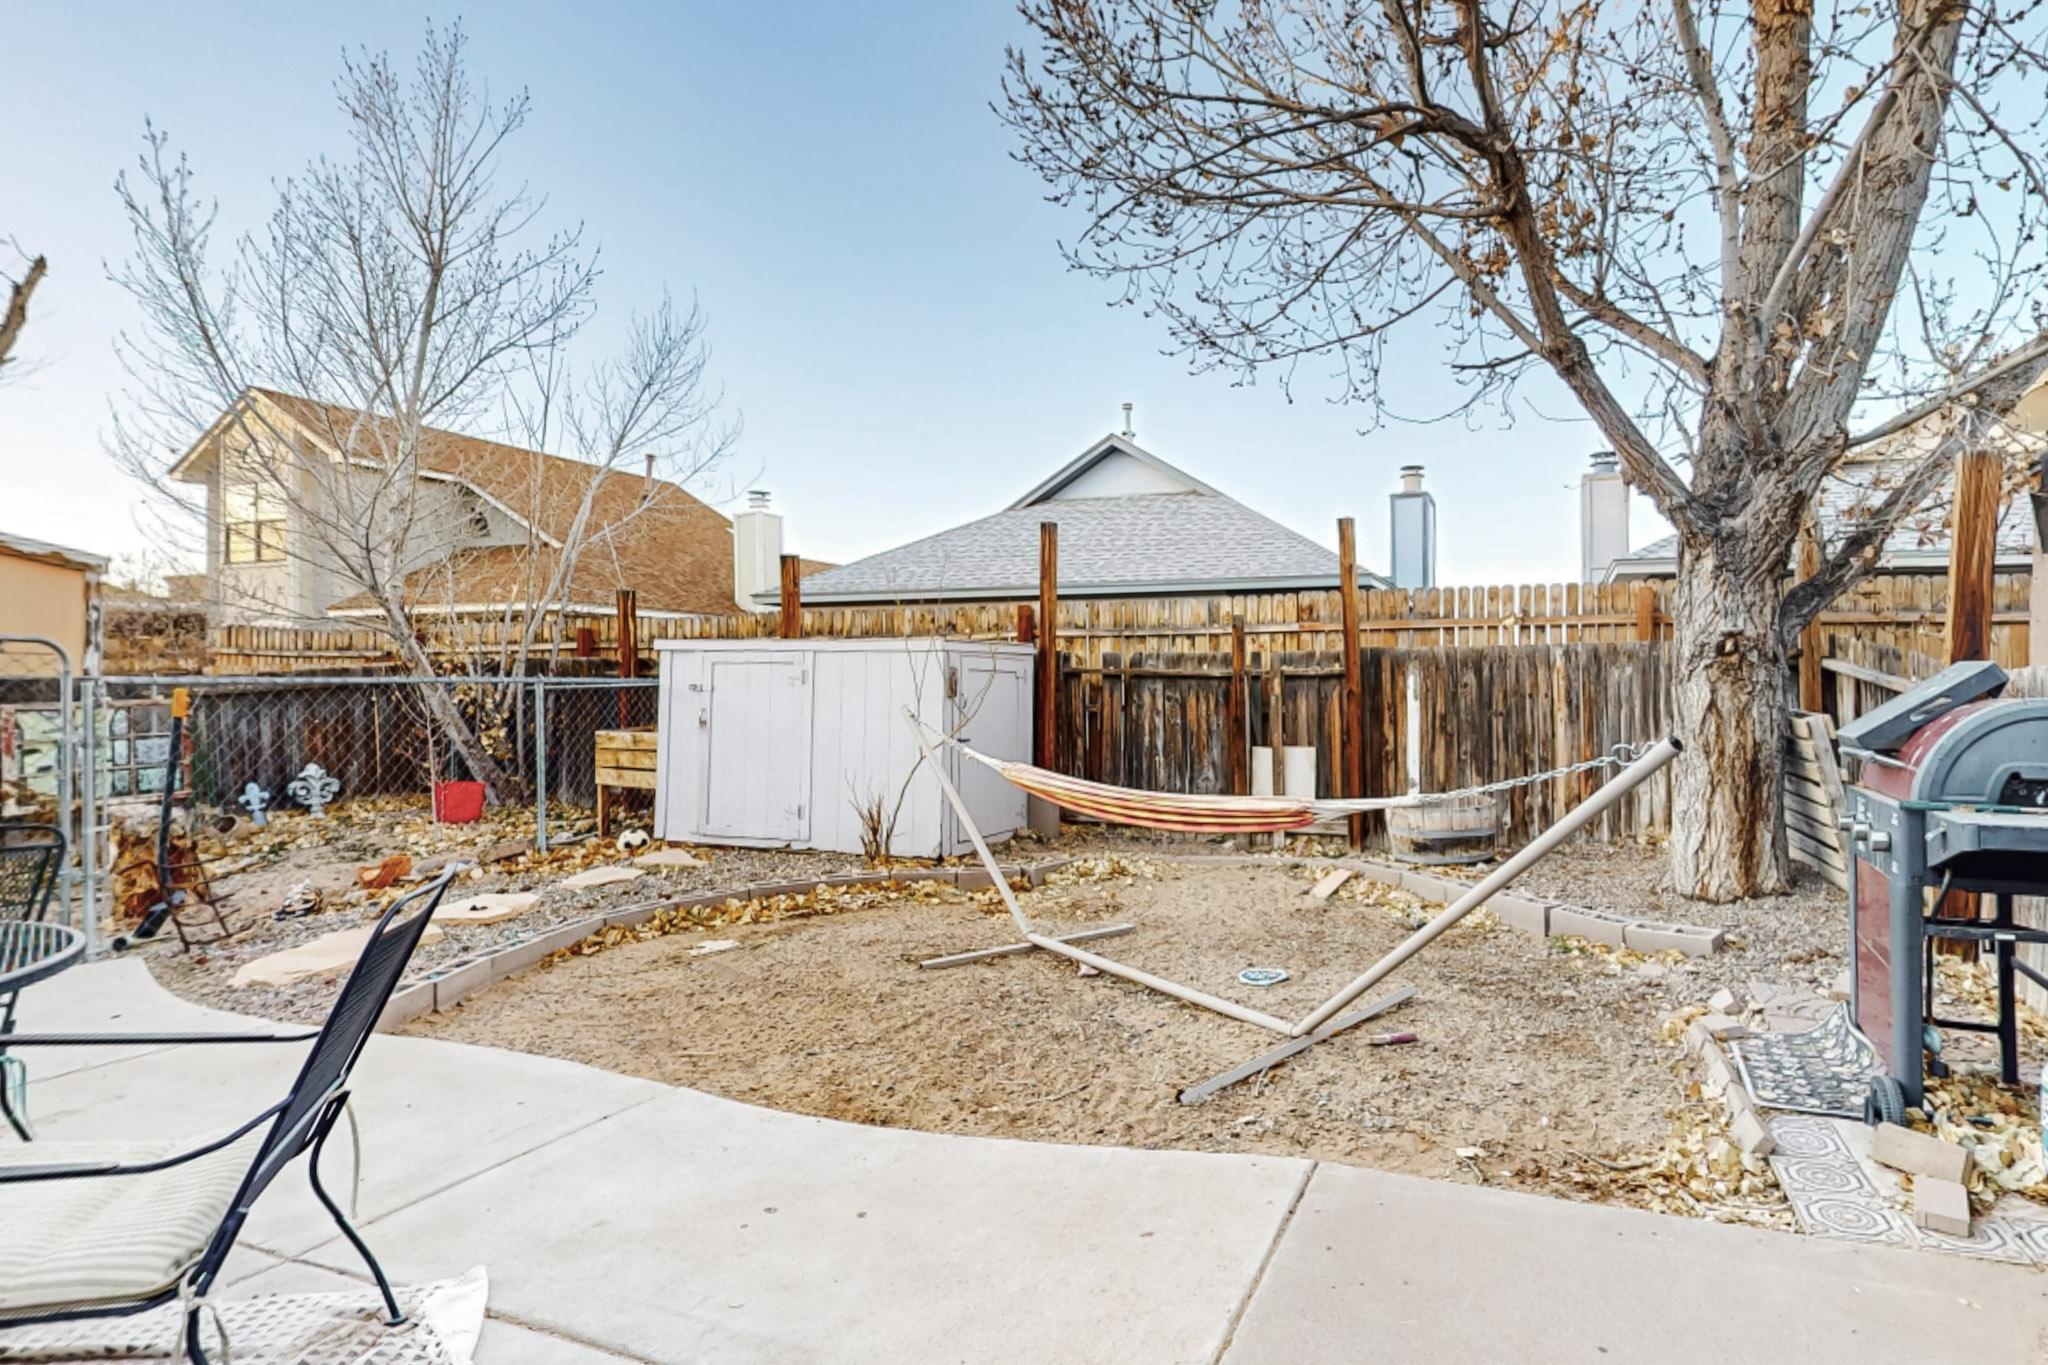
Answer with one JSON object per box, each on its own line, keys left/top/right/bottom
{"left": 1386, "top": 795, "right": 1499, "bottom": 865}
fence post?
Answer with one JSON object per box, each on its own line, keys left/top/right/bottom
{"left": 779, "top": 554, "right": 803, "bottom": 639}
{"left": 78, "top": 674, "right": 98, "bottom": 955}
{"left": 1228, "top": 615, "right": 1248, "bottom": 795}
{"left": 1946, "top": 447, "right": 2000, "bottom": 664}
{"left": 1633, "top": 583, "right": 1658, "bottom": 643}
{"left": 1037, "top": 522, "right": 1059, "bottom": 770}
{"left": 532, "top": 678, "right": 549, "bottom": 852}
{"left": 1796, "top": 518, "right": 1825, "bottom": 713}
{"left": 1337, "top": 518, "right": 1364, "bottom": 849}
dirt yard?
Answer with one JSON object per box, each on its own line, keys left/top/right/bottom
{"left": 407, "top": 852, "right": 1811, "bottom": 1215}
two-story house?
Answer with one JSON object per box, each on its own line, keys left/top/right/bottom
{"left": 169, "top": 389, "right": 800, "bottom": 625}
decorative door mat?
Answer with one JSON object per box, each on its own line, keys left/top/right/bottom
{"left": 1768, "top": 1115, "right": 2048, "bottom": 1265}
{"left": 0, "top": 1268, "right": 485, "bottom": 1364}
{"left": 1731, "top": 1005, "right": 1882, "bottom": 1118}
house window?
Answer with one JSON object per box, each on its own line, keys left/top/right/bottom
{"left": 223, "top": 476, "right": 286, "bottom": 563}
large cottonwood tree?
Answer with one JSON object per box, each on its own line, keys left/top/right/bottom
{"left": 1003, "top": 0, "right": 2048, "bottom": 898}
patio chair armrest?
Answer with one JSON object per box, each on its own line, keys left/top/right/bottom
{"left": 0, "top": 1159, "right": 123, "bottom": 1180}
{"left": 1, "top": 1029, "right": 319, "bottom": 1047}
{"left": 0, "top": 1102, "right": 285, "bottom": 1184}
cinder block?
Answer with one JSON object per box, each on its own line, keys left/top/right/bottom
{"left": 1490, "top": 894, "right": 1550, "bottom": 936}
{"left": 1398, "top": 868, "right": 1454, "bottom": 901}
{"left": 1027, "top": 857, "right": 1075, "bottom": 886}
{"left": 1730, "top": 1108, "right": 1775, "bottom": 1159}
{"left": 430, "top": 956, "right": 493, "bottom": 1011}
{"left": 1872, "top": 1123, "right": 1971, "bottom": 1185}
{"left": 1548, "top": 904, "right": 1630, "bottom": 947}
{"left": 376, "top": 981, "right": 435, "bottom": 1031}
{"left": 1912, "top": 1177, "right": 1972, "bottom": 1236}
{"left": 1624, "top": 921, "right": 1726, "bottom": 957}
{"left": 1348, "top": 859, "right": 1408, "bottom": 888}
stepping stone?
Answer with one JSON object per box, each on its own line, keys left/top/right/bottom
{"left": 557, "top": 865, "right": 644, "bottom": 890}
{"left": 634, "top": 848, "right": 707, "bottom": 869}
{"left": 435, "top": 892, "right": 541, "bottom": 925}
{"left": 232, "top": 921, "right": 443, "bottom": 989}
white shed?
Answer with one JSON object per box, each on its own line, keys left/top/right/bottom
{"left": 652, "top": 637, "right": 1035, "bottom": 857}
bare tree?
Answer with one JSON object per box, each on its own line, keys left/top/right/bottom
{"left": 0, "top": 245, "right": 46, "bottom": 379}
{"left": 109, "top": 23, "right": 734, "bottom": 799}
{"left": 1002, "top": 0, "right": 2048, "bottom": 899}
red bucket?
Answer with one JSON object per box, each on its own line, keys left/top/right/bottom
{"left": 433, "top": 780, "right": 487, "bottom": 823}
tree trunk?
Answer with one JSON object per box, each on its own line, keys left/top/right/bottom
{"left": 1667, "top": 537, "right": 1792, "bottom": 901}
{"left": 383, "top": 597, "right": 520, "bottom": 803}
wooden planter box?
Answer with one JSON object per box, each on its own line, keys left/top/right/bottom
{"left": 594, "top": 726, "right": 658, "bottom": 835}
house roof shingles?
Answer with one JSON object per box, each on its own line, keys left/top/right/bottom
{"left": 798, "top": 491, "right": 1367, "bottom": 603}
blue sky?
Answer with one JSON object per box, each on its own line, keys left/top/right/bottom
{"left": 0, "top": 2, "right": 1664, "bottom": 585}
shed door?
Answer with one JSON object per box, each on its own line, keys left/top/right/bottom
{"left": 949, "top": 653, "right": 1031, "bottom": 844}
{"left": 701, "top": 654, "right": 812, "bottom": 842}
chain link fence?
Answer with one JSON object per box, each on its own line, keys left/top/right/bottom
{"left": 95, "top": 675, "right": 659, "bottom": 845}
{"left": 2, "top": 660, "right": 659, "bottom": 952}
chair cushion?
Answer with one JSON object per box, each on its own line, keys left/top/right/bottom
{"left": 0, "top": 1129, "right": 264, "bottom": 1318}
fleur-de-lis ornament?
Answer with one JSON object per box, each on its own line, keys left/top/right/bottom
{"left": 287, "top": 764, "right": 340, "bottom": 817}
{"left": 237, "top": 781, "right": 272, "bottom": 827}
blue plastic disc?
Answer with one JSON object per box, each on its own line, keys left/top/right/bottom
{"left": 1237, "top": 967, "right": 1290, "bottom": 987}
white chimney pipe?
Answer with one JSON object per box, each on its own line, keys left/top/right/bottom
{"left": 1120, "top": 402, "right": 1135, "bottom": 438}
{"left": 732, "top": 489, "right": 784, "bottom": 613}
{"left": 1389, "top": 465, "right": 1436, "bottom": 589}
{"left": 1580, "top": 452, "right": 1629, "bottom": 583}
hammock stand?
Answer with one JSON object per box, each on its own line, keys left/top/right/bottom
{"left": 905, "top": 710, "right": 1682, "bottom": 1100}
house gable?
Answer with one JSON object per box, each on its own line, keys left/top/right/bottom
{"left": 1007, "top": 434, "right": 1220, "bottom": 508}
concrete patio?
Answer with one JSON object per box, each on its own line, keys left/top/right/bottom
{"left": 7, "top": 959, "right": 2045, "bottom": 1363}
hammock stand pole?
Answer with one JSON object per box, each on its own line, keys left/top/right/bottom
{"left": 906, "top": 709, "right": 1294, "bottom": 1035}
{"left": 1289, "top": 736, "right": 1683, "bottom": 1037}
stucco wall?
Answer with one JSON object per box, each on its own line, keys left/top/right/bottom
{"left": 0, "top": 553, "right": 93, "bottom": 668}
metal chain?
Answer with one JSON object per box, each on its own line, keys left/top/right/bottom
{"left": 1407, "top": 742, "right": 1647, "bottom": 805}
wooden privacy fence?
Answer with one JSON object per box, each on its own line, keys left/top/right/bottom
{"left": 1055, "top": 641, "right": 1673, "bottom": 849}
{"left": 200, "top": 568, "right": 2027, "bottom": 678}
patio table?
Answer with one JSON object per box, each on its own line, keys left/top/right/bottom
{"left": 1, "top": 920, "right": 85, "bottom": 1138}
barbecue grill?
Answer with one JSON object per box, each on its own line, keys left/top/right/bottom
{"left": 1836, "top": 661, "right": 2048, "bottom": 1120}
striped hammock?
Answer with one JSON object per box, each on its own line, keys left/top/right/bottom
{"left": 946, "top": 740, "right": 1424, "bottom": 834}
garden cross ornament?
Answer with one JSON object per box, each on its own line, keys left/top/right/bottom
{"left": 287, "top": 764, "right": 340, "bottom": 817}
{"left": 237, "top": 782, "right": 271, "bottom": 827}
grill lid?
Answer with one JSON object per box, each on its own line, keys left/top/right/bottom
{"left": 1836, "top": 659, "right": 2006, "bottom": 755}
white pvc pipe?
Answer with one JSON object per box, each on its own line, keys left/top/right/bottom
{"left": 905, "top": 709, "right": 1035, "bottom": 938}
{"left": 1026, "top": 933, "right": 1294, "bottom": 1034}
{"left": 1290, "top": 737, "right": 1682, "bottom": 1036}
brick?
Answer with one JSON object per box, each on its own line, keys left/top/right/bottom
{"left": 1490, "top": 894, "right": 1550, "bottom": 936}
{"left": 1683, "top": 1020, "right": 1717, "bottom": 1059}
{"left": 376, "top": 981, "right": 435, "bottom": 1032}
{"left": 1730, "top": 1108, "right": 1775, "bottom": 1159}
{"left": 1707, "top": 987, "right": 1737, "bottom": 1012}
{"left": 604, "top": 902, "right": 666, "bottom": 931}
{"left": 1722, "top": 1082, "right": 1760, "bottom": 1128}
{"left": 1624, "top": 921, "right": 1725, "bottom": 957}
{"left": 749, "top": 879, "right": 822, "bottom": 900}
{"left": 1548, "top": 904, "right": 1630, "bottom": 947}
{"left": 1698, "top": 1011, "right": 1750, "bottom": 1041}
{"left": 1872, "top": 1123, "right": 1971, "bottom": 1185}
{"left": 1912, "top": 1177, "right": 1971, "bottom": 1236}
{"left": 1698, "top": 1040, "right": 1737, "bottom": 1095}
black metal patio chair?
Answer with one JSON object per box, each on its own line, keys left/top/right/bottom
{"left": 0, "top": 867, "right": 456, "bottom": 1362}
{"left": 1, "top": 823, "right": 72, "bottom": 1140}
